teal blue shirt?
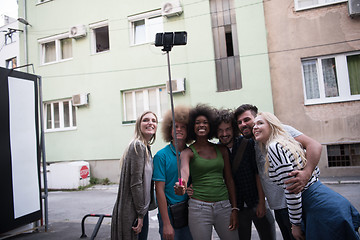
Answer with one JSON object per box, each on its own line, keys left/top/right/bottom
{"left": 152, "top": 143, "right": 188, "bottom": 205}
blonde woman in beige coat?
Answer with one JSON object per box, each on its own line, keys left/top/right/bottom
{"left": 111, "top": 111, "right": 158, "bottom": 240}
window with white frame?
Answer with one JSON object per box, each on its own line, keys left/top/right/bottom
{"left": 294, "top": 0, "right": 346, "bottom": 11}
{"left": 90, "top": 21, "right": 110, "bottom": 53}
{"left": 39, "top": 33, "right": 73, "bottom": 64}
{"left": 301, "top": 52, "right": 360, "bottom": 105}
{"left": 122, "top": 86, "right": 168, "bottom": 123}
{"left": 128, "top": 10, "right": 163, "bottom": 45}
{"left": 44, "top": 99, "right": 77, "bottom": 132}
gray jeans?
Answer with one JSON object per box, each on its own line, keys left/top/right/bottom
{"left": 188, "top": 198, "right": 239, "bottom": 240}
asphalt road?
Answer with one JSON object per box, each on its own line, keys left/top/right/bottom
{"left": 3, "top": 181, "right": 360, "bottom": 240}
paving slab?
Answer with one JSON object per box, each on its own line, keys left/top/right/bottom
{"left": 2, "top": 178, "right": 359, "bottom": 240}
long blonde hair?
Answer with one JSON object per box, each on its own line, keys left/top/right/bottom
{"left": 134, "top": 110, "right": 158, "bottom": 146}
{"left": 257, "top": 112, "right": 306, "bottom": 170}
{"left": 121, "top": 111, "right": 158, "bottom": 165}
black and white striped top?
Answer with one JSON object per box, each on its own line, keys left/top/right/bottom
{"left": 267, "top": 141, "right": 319, "bottom": 226}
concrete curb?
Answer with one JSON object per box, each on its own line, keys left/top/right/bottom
{"left": 320, "top": 177, "right": 360, "bottom": 185}
{"left": 86, "top": 184, "right": 118, "bottom": 190}
{"left": 322, "top": 180, "right": 360, "bottom": 185}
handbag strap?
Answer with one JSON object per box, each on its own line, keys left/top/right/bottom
{"left": 232, "top": 138, "right": 248, "bottom": 175}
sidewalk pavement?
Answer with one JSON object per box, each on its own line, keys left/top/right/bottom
{"left": 2, "top": 176, "right": 359, "bottom": 240}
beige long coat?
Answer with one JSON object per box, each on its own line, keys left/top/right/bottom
{"left": 111, "top": 140, "right": 152, "bottom": 240}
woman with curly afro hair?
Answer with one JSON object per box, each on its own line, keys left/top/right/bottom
{"left": 175, "top": 104, "right": 239, "bottom": 240}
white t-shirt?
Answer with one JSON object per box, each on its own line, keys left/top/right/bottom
{"left": 143, "top": 155, "right": 153, "bottom": 210}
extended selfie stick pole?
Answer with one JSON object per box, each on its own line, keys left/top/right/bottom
{"left": 156, "top": 32, "right": 187, "bottom": 186}
{"left": 165, "top": 51, "right": 183, "bottom": 186}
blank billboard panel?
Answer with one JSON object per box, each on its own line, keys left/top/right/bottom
{"left": 0, "top": 68, "right": 41, "bottom": 234}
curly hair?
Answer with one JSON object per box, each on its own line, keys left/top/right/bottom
{"left": 234, "top": 104, "right": 258, "bottom": 121}
{"left": 215, "top": 108, "right": 239, "bottom": 137}
{"left": 188, "top": 104, "right": 217, "bottom": 141}
{"left": 161, "top": 106, "right": 191, "bottom": 143}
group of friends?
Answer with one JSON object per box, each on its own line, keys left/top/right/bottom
{"left": 110, "top": 103, "right": 360, "bottom": 240}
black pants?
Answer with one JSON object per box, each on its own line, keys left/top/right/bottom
{"left": 274, "top": 208, "right": 295, "bottom": 240}
{"left": 237, "top": 206, "right": 276, "bottom": 240}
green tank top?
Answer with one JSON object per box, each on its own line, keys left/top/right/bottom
{"left": 189, "top": 144, "right": 229, "bottom": 202}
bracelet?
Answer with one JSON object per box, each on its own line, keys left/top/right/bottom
{"left": 231, "top": 207, "right": 240, "bottom": 211}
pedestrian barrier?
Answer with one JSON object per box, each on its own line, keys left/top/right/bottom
{"left": 80, "top": 214, "right": 112, "bottom": 239}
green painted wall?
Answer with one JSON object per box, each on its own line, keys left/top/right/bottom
{"left": 19, "top": 0, "right": 273, "bottom": 164}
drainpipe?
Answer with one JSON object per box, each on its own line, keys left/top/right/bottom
{"left": 23, "top": 0, "right": 28, "bottom": 73}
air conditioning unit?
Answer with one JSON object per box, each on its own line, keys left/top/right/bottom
{"left": 348, "top": 0, "right": 360, "bottom": 17}
{"left": 166, "top": 78, "right": 185, "bottom": 94}
{"left": 69, "top": 25, "right": 87, "bottom": 39}
{"left": 161, "top": 0, "right": 183, "bottom": 17}
{"left": 72, "top": 93, "right": 89, "bottom": 106}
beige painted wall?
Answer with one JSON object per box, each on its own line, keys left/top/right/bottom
{"left": 264, "top": 1, "right": 360, "bottom": 176}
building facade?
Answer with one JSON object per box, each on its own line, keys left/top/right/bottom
{"left": 0, "top": 16, "right": 19, "bottom": 69}
{"left": 18, "top": 0, "right": 273, "bottom": 182}
{"left": 264, "top": 0, "right": 360, "bottom": 176}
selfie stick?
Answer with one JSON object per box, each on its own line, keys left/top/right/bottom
{"left": 166, "top": 52, "right": 183, "bottom": 186}
{"left": 155, "top": 32, "right": 187, "bottom": 186}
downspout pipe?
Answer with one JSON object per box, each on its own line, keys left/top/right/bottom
{"left": 23, "top": 0, "right": 28, "bottom": 73}
{"left": 38, "top": 76, "right": 49, "bottom": 232}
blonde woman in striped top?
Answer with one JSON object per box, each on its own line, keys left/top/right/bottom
{"left": 253, "top": 112, "right": 360, "bottom": 240}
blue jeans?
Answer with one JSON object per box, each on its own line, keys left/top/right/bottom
{"left": 302, "top": 181, "right": 360, "bottom": 240}
{"left": 157, "top": 208, "right": 193, "bottom": 240}
{"left": 188, "top": 198, "right": 239, "bottom": 240}
{"left": 237, "top": 205, "right": 276, "bottom": 240}
{"left": 138, "top": 212, "right": 149, "bottom": 240}
{"left": 274, "top": 208, "right": 294, "bottom": 240}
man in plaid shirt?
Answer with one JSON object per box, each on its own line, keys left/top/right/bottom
{"left": 216, "top": 108, "right": 275, "bottom": 240}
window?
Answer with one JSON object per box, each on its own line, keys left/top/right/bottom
{"left": 6, "top": 57, "right": 17, "bottom": 69}
{"left": 122, "top": 86, "right": 168, "bottom": 123}
{"left": 128, "top": 10, "right": 163, "bottom": 45}
{"left": 294, "top": 0, "right": 346, "bottom": 11}
{"left": 301, "top": 52, "right": 360, "bottom": 105}
{"left": 5, "top": 32, "right": 16, "bottom": 45}
{"left": 225, "top": 26, "right": 234, "bottom": 57}
{"left": 90, "top": 21, "right": 110, "bottom": 53}
{"left": 209, "top": 0, "right": 242, "bottom": 92}
{"left": 44, "top": 99, "right": 77, "bottom": 132}
{"left": 327, "top": 143, "right": 360, "bottom": 167}
{"left": 39, "top": 33, "right": 73, "bottom": 64}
